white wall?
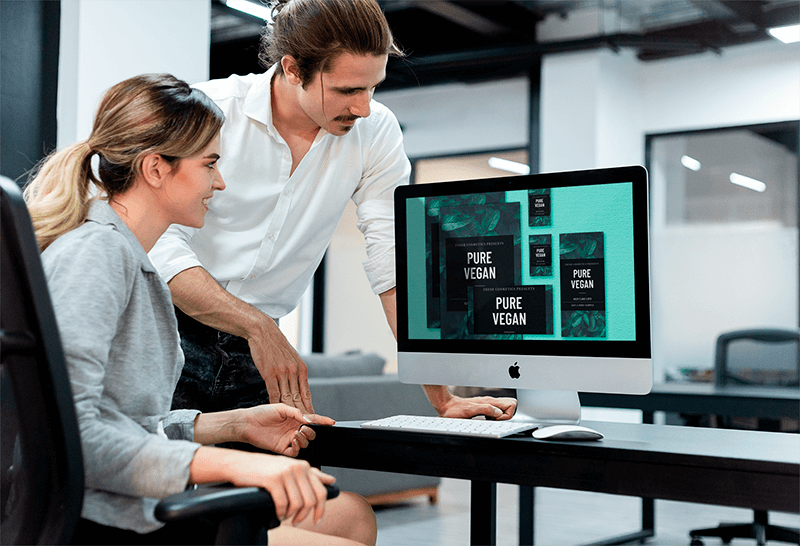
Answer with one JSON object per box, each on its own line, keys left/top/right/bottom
{"left": 640, "top": 39, "right": 800, "bottom": 133}
{"left": 330, "top": 38, "right": 800, "bottom": 375}
{"left": 58, "top": 0, "right": 210, "bottom": 147}
{"left": 378, "top": 77, "right": 530, "bottom": 158}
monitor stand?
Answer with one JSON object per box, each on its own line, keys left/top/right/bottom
{"left": 512, "top": 389, "right": 582, "bottom": 425}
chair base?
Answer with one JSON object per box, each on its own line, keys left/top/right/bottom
{"left": 689, "top": 510, "right": 800, "bottom": 546}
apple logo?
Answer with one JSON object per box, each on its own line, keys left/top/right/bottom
{"left": 508, "top": 362, "right": 520, "bottom": 379}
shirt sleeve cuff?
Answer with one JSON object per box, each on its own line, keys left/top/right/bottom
{"left": 363, "top": 244, "right": 396, "bottom": 295}
{"left": 149, "top": 253, "right": 204, "bottom": 284}
{"left": 161, "top": 409, "right": 202, "bottom": 441}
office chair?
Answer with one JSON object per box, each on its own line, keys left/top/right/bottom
{"left": 0, "top": 177, "right": 336, "bottom": 544}
{"left": 689, "top": 328, "right": 800, "bottom": 546}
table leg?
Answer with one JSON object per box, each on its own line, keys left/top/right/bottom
{"left": 519, "top": 485, "right": 535, "bottom": 545}
{"left": 642, "top": 411, "right": 656, "bottom": 537}
{"left": 470, "top": 481, "right": 496, "bottom": 546}
{"left": 579, "top": 410, "right": 656, "bottom": 545}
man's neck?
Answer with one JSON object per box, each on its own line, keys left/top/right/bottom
{"left": 271, "top": 72, "right": 320, "bottom": 139}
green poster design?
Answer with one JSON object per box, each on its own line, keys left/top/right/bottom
{"left": 436, "top": 202, "right": 521, "bottom": 339}
{"left": 529, "top": 234, "right": 552, "bottom": 277}
{"left": 528, "top": 188, "right": 551, "bottom": 227}
{"left": 424, "top": 193, "right": 504, "bottom": 329}
{"left": 559, "top": 232, "right": 606, "bottom": 338}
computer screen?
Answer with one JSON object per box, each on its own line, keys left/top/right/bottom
{"left": 395, "top": 165, "right": 652, "bottom": 413}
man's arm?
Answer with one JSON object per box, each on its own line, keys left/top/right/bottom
{"left": 378, "top": 288, "right": 517, "bottom": 420}
{"left": 168, "top": 266, "right": 314, "bottom": 413}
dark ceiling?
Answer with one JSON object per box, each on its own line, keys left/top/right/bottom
{"left": 210, "top": 0, "right": 800, "bottom": 90}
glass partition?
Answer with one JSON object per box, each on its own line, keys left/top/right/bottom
{"left": 647, "top": 121, "right": 799, "bottom": 382}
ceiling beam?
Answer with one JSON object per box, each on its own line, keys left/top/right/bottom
{"left": 411, "top": 0, "right": 509, "bottom": 36}
{"left": 716, "top": 0, "right": 768, "bottom": 29}
{"left": 686, "top": 0, "right": 737, "bottom": 21}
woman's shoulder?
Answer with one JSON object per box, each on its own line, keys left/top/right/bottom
{"left": 42, "top": 221, "right": 136, "bottom": 280}
{"left": 47, "top": 220, "right": 129, "bottom": 257}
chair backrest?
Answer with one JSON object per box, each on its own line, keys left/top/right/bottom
{"left": 1, "top": 176, "right": 84, "bottom": 544}
{"left": 714, "top": 328, "right": 800, "bottom": 387}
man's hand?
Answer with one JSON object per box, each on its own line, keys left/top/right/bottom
{"left": 422, "top": 384, "right": 517, "bottom": 420}
{"left": 436, "top": 395, "right": 517, "bottom": 420}
{"left": 247, "top": 322, "right": 315, "bottom": 414}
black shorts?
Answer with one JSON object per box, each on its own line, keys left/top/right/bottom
{"left": 172, "top": 308, "right": 271, "bottom": 413}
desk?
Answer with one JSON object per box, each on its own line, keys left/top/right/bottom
{"left": 307, "top": 420, "right": 799, "bottom": 546}
{"left": 580, "top": 382, "right": 800, "bottom": 422}
{"left": 558, "top": 383, "right": 800, "bottom": 545}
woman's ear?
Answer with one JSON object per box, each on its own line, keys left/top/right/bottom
{"left": 140, "top": 153, "right": 171, "bottom": 189}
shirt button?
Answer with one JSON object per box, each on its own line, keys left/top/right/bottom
{"left": 284, "top": 189, "right": 291, "bottom": 196}
{"left": 250, "top": 275, "right": 256, "bottom": 279}
{"left": 269, "top": 233, "right": 276, "bottom": 241}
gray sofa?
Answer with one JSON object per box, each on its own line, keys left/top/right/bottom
{"left": 303, "top": 351, "right": 441, "bottom": 505}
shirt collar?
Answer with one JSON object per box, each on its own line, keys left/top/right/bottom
{"left": 86, "top": 200, "right": 157, "bottom": 274}
{"left": 243, "top": 64, "right": 278, "bottom": 131}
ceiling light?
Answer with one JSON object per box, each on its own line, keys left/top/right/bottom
{"left": 488, "top": 157, "right": 530, "bottom": 175}
{"left": 768, "top": 24, "right": 800, "bottom": 44}
{"left": 224, "top": 0, "right": 273, "bottom": 22}
{"left": 680, "top": 155, "right": 701, "bottom": 172}
{"left": 730, "top": 173, "right": 766, "bottom": 193}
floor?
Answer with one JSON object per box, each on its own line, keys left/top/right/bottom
{"left": 372, "top": 478, "right": 800, "bottom": 546}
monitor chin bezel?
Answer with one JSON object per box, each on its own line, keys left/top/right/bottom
{"left": 397, "top": 351, "right": 653, "bottom": 395}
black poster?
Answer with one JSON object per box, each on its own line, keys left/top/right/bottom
{"left": 472, "top": 285, "right": 550, "bottom": 335}
{"left": 444, "top": 236, "right": 514, "bottom": 312}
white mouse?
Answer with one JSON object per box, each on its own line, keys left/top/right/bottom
{"left": 532, "top": 424, "right": 604, "bottom": 441}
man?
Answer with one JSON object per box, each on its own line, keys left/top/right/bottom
{"left": 149, "top": 0, "right": 516, "bottom": 421}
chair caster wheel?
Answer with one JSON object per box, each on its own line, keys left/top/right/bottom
{"left": 690, "top": 538, "right": 704, "bottom": 546}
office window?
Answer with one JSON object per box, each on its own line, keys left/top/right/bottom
{"left": 647, "top": 122, "right": 799, "bottom": 381}
{"left": 414, "top": 149, "right": 529, "bottom": 184}
{"left": 653, "top": 127, "right": 797, "bottom": 227}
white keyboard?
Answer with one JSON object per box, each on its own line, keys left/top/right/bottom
{"left": 361, "top": 414, "right": 537, "bottom": 439}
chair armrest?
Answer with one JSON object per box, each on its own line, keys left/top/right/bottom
{"left": 154, "top": 483, "right": 339, "bottom": 530}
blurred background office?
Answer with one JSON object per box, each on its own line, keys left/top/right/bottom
{"left": 1, "top": 0, "right": 798, "bottom": 397}
{"left": 2, "top": 2, "right": 798, "bottom": 544}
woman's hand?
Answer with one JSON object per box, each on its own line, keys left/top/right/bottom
{"left": 238, "top": 404, "right": 335, "bottom": 456}
{"left": 193, "top": 403, "right": 335, "bottom": 455}
{"left": 190, "top": 446, "right": 336, "bottom": 525}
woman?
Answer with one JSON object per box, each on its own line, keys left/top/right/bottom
{"left": 23, "top": 73, "right": 376, "bottom": 546}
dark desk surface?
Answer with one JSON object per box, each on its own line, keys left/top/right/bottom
{"left": 580, "top": 382, "right": 800, "bottom": 419}
{"left": 308, "top": 420, "right": 799, "bottom": 514}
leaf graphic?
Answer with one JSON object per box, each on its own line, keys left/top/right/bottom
{"left": 441, "top": 214, "right": 471, "bottom": 231}
{"left": 484, "top": 209, "right": 501, "bottom": 232}
{"left": 583, "top": 239, "right": 597, "bottom": 258}
{"left": 560, "top": 243, "right": 578, "bottom": 255}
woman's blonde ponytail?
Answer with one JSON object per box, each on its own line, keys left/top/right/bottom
{"left": 23, "top": 141, "right": 96, "bottom": 252}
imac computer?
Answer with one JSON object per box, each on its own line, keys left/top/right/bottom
{"left": 394, "top": 165, "right": 652, "bottom": 425}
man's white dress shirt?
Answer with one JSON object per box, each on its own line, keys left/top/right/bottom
{"left": 149, "top": 65, "right": 411, "bottom": 319}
